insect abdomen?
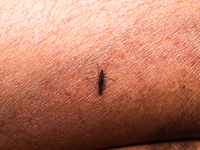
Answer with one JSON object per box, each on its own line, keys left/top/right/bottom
{"left": 98, "top": 77, "right": 103, "bottom": 88}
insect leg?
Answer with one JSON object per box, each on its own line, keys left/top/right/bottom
{"left": 104, "top": 64, "right": 109, "bottom": 75}
{"left": 104, "top": 76, "right": 115, "bottom": 81}
{"left": 87, "top": 76, "right": 99, "bottom": 79}
{"left": 96, "top": 62, "right": 100, "bottom": 74}
{"left": 95, "top": 78, "right": 98, "bottom": 89}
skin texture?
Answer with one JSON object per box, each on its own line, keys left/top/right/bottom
{"left": 0, "top": 0, "right": 200, "bottom": 149}
{"left": 111, "top": 141, "right": 200, "bottom": 150}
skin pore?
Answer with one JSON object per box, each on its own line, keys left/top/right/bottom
{"left": 0, "top": 0, "right": 200, "bottom": 149}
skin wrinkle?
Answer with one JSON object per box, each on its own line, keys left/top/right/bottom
{"left": 0, "top": 0, "right": 200, "bottom": 150}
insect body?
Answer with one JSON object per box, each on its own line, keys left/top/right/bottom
{"left": 98, "top": 70, "right": 104, "bottom": 89}
{"left": 88, "top": 63, "right": 115, "bottom": 91}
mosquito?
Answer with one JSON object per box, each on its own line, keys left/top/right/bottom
{"left": 88, "top": 62, "right": 115, "bottom": 90}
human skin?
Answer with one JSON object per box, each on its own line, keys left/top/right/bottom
{"left": 0, "top": 0, "right": 200, "bottom": 150}
{"left": 112, "top": 141, "right": 200, "bottom": 150}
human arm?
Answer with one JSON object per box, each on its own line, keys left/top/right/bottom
{"left": 0, "top": 0, "right": 200, "bottom": 149}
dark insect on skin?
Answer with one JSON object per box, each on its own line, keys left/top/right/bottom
{"left": 88, "top": 63, "right": 115, "bottom": 94}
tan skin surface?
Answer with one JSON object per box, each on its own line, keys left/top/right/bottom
{"left": 0, "top": 0, "right": 200, "bottom": 149}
